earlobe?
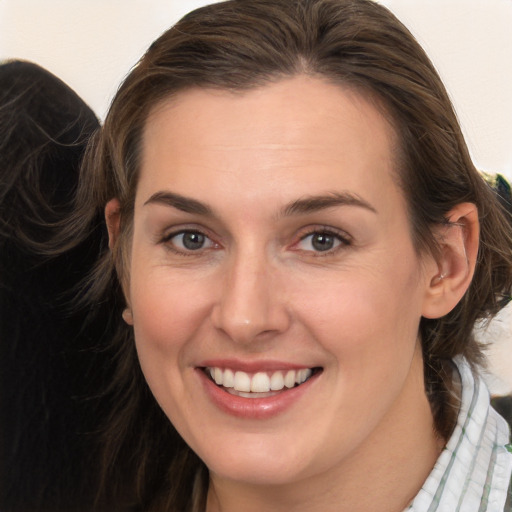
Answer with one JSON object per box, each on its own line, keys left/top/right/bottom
{"left": 122, "top": 307, "right": 134, "bottom": 325}
{"left": 422, "top": 203, "right": 479, "bottom": 319}
{"left": 105, "top": 198, "right": 121, "bottom": 250}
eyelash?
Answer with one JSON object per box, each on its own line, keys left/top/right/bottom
{"left": 159, "top": 226, "right": 352, "bottom": 257}
{"left": 293, "top": 227, "right": 352, "bottom": 256}
{"left": 159, "top": 229, "right": 219, "bottom": 257}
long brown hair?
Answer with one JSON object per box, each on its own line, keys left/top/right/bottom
{"left": 73, "top": 0, "right": 512, "bottom": 509}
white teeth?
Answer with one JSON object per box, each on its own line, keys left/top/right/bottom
{"left": 223, "top": 368, "right": 234, "bottom": 388}
{"left": 270, "top": 371, "right": 284, "bottom": 391}
{"left": 297, "top": 368, "right": 312, "bottom": 384}
{"left": 206, "top": 367, "right": 314, "bottom": 393}
{"left": 234, "top": 371, "right": 251, "bottom": 392}
{"left": 284, "top": 370, "right": 296, "bottom": 388}
{"left": 251, "top": 372, "right": 270, "bottom": 392}
{"left": 214, "top": 367, "right": 223, "bottom": 385}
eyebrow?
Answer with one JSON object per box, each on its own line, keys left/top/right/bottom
{"left": 280, "top": 192, "right": 377, "bottom": 217}
{"left": 144, "top": 191, "right": 213, "bottom": 215}
{"left": 143, "top": 190, "right": 377, "bottom": 217}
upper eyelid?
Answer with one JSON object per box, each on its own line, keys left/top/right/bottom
{"left": 161, "top": 227, "right": 206, "bottom": 240}
{"left": 296, "top": 225, "right": 352, "bottom": 242}
{"left": 164, "top": 230, "right": 210, "bottom": 242}
{"left": 158, "top": 224, "right": 217, "bottom": 242}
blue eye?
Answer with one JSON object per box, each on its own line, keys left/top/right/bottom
{"left": 167, "top": 231, "right": 215, "bottom": 252}
{"left": 297, "top": 231, "right": 347, "bottom": 252}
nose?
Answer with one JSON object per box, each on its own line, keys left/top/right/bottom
{"left": 211, "top": 247, "right": 291, "bottom": 345}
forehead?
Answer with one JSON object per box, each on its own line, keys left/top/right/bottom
{"left": 138, "top": 76, "right": 402, "bottom": 217}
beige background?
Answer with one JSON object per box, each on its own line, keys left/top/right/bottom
{"left": 1, "top": 0, "right": 511, "bottom": 394}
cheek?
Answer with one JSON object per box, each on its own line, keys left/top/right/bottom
{"left": 130, "top": 247, "right": 214, "bottom": 333}
{"left": 293, "top": 268, "right": 425, "bottom": 442}
{"left": 127, "top": 257, "right": 215, "bottom": 394}
{"left": 294, "top": 259, "right": 424, "bottom": 379}
{"left": 129, "top": 269, "right": 215, "bottom": 432}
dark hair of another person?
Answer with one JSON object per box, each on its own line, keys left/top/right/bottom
{"left": 491, "top": 395, "right": 512, "bottom": 431}
{"left": 0, "top": 60, "right": 113, "bottom": 511}
{"left": 63, "top": 0, "right": 512, "bottom": 510}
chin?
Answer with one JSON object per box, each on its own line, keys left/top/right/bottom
{"left": 195, "top": 434, "right": 325, "bottom": 487}
{"left": 209, "top": 459, "right": 306, "bottom": 487}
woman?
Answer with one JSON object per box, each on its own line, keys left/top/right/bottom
{"left": 76, "top": 0, "right": 512, "bottom": 510}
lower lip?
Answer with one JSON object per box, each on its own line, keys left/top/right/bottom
{"left": 197, "top": 369, "right": 320, "bottom": 419}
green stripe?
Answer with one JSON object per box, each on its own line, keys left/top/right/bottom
{"left": 458, "top": 402, "right": 491, "bottom": 511}
{"left": 477, "top": 436, "right": 498, "bottom": 512}
{"left": 427, "top": 376, "right": 480, "bottom": 511}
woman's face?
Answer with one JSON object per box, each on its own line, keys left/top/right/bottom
{"left": 126, "top": 76, "right": 438, "bottom": 488}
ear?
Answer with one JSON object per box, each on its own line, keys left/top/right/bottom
{"left": 105, "top": 198, "right": 121, "bottom": 250}
{"left": 105, "top": 198, "right": 133, "bottom": 320}
{"left": 422, "top": 203, "right": 479, "bottom": 319}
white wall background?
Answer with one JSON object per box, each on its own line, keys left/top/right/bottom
{"left": 1, "top": 0, "right": 511, "bottom": 393}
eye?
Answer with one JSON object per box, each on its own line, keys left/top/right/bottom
{"left": 296, "top": 230, "right": 350, "bottom": 253}
{"left": 164, "top": 230, "right": 216, "bottom": 253}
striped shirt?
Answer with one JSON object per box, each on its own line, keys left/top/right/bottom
{"left": 406, "top": 356, "right": 512, "bottom": 511}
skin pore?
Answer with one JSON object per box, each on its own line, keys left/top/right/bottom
{"left": 106, "top": 76, "right": 478, "bottom": 511}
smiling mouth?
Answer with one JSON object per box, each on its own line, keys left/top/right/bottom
{"left": 204, "top": 367, "right": 322, "bottom": 398}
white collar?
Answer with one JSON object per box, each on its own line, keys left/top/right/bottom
{"left": 406, "top": 356, "right": 512, "bottom": 512}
